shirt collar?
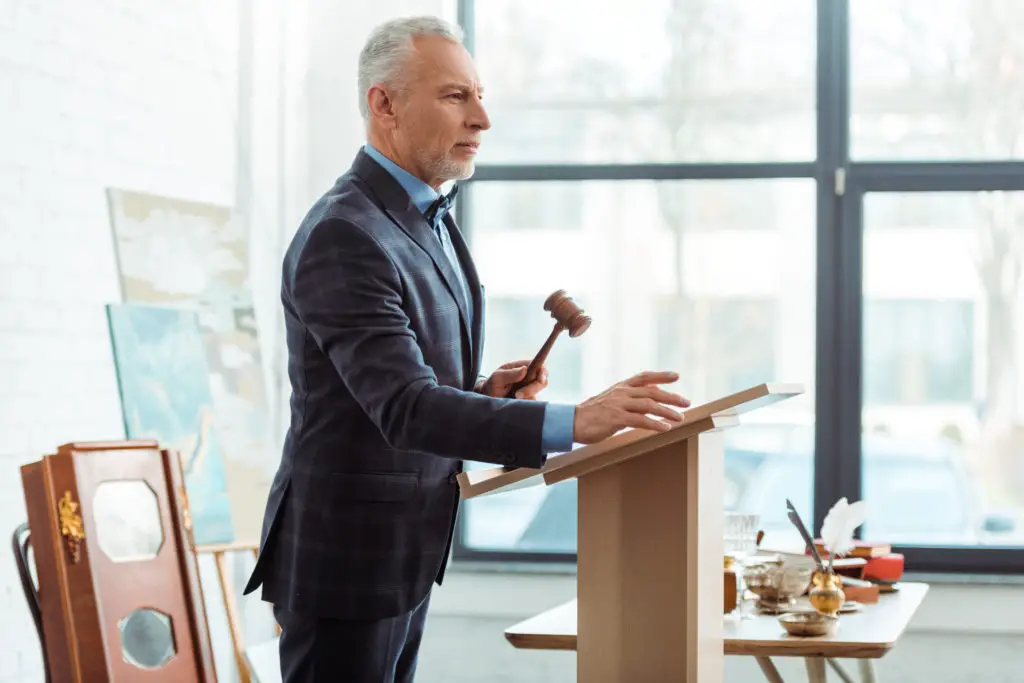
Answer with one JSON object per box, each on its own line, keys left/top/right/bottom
{"left": 363, "top": 143, "right": 440, "bottom": 216}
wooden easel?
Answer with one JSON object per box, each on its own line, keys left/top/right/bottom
{"left": 194, "top": 541, "right": 280, "bottom": 683}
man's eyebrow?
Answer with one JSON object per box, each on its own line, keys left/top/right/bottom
{"left": 439, "top": 82, "right": 483, "bottom": 94}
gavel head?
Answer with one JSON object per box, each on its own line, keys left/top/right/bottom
{"left": 543, "top": 289, "right": 592, "bottom": 338}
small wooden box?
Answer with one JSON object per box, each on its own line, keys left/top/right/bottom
{"left": 840, "top": 576, "right": 881, "bottom": 604}
{"left": 20, "top": 440, "right": 216, "bottom": 683}
{"left": 724, "top": 568, "right": 738, "bottom": 613}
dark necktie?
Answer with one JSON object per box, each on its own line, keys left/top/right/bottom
{"left": 425, "top": 184, "right": 459, "bottom": 227}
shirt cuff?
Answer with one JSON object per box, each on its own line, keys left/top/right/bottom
{"left": 541, "top": 402, "right": 576, "bottom": 454}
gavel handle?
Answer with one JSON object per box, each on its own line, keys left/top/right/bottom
{"left": 505, "top": 323, "right": 565, "bottom": 399}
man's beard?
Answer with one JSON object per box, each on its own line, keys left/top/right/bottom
{"left": 426, "top": 152, "right": 474, "bottom": 183}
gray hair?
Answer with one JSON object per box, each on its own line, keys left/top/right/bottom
{"left": 358, "top": 16, "right": 464, "bottom": 122}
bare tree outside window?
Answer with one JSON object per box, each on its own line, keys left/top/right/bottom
{"left": 855, "top": 0, "right": 1024, "bottom": 522}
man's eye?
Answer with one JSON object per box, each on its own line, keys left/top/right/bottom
{"left": 447, "top": 92, "right": 465, "bottom": 100}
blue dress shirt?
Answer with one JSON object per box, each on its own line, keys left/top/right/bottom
{"left": 363, "top": 143, "right": 575, "bottom": 454}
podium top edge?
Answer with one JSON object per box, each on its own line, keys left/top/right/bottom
{"left": 456, "top": 382, "right": 805, "bottom": 499}
{"left": 760, "top": 382, "right": 806, "bottom": 395}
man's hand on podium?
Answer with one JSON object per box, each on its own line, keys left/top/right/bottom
{"left": 572, "top": 371, "right": 690, "bottom": 444}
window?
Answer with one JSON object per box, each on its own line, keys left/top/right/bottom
{"left": 473, "top": 0, "right": 816, "bottom": 164}
{"left": 469, "top": 183, "right": 584, "bottom": 233}
{"left": 681, "top": 182, "right": 780, "bottom": 232}
{"left": 460, "top": 179, "right": 816, "bottom": 556}
{"left": 851, "top": 0, "right": 1024, "bottom": 160}
{"left": 868, "top": 193, "right": 975, "bottom": 229}
{"left": 861, "top": 191, "right": 1024, "bottom": 550}
{"left": 864, "top": 300, "right": 974, "bottom": 405}
{"left": 455, "top": 0, "right": 1024, "bottom": 572}
{"left": 658, "top": 297, "right": 779, "bottom": 400}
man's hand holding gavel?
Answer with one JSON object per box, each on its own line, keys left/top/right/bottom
{"left": 475, "top": 290, "right": 690, "bottom": 446}
{"left": 476, "top": 360, "right": 550, "bottom": 399}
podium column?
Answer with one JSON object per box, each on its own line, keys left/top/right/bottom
{"left": 576, "top": 429, "right": 726, "bottom": 683}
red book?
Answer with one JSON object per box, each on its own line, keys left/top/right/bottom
{"left": 862, "top": 553, "right": 904, "bottom": 583}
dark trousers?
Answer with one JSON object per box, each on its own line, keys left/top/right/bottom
{"left": 273, "top": 592, "right": 432, "bottom": 683}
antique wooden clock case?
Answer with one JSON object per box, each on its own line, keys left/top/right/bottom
{"left": 21, "top": 440, "right": 217, "bottom": 682}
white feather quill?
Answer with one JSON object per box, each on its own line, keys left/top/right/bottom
{"left": 819, "top": 497, "right": 867, "bottom": 571}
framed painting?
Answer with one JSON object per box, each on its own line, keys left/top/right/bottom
{"left": 106, "top": 303, "right": 234, "bottom": 544}
{"left": 106, "top": 188, "right": 274, "bottom": 543}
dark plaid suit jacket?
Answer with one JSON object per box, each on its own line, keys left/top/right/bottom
{"left": 242, "top": 149, "right": 549, "bottom": 621}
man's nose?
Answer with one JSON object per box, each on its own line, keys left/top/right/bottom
{"left": 468, "top": 97, "right": 490, "bottom": 131}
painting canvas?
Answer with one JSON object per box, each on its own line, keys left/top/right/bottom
{"left": 106, "top": 303, "right": 234, "bottom": 545}
{"left": 106, "top": 188, "right": 274, "bottom": 543}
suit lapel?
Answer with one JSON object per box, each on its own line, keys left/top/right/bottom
{"left": 443, "top": 213, "right": 484, "bottom": 379}
{"left": 382, "top": 205, "right": 473, "bottom": 347}
{"left": 349, "top": 150, "right": 476, "bottom": 373}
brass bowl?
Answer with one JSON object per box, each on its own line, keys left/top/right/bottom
{"left": 743, "top": 559, "right": 814, "bottom": 608}
{"left": 778, "top": 611, "right": 839, "bottom": 638}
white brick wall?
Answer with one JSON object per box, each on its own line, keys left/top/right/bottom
{"left": 0, "top": 1, "right": 454, "bottom": 680}
{"left": 0, "top": 1, "right": 238, "bottom": 680}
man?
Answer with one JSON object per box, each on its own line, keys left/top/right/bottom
{"left": 243, "top": 15, "right": 691, "bottom": 683}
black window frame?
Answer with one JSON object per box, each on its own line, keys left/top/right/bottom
{"left": 452, "top": 0, "right": 1024, "bottom": 574}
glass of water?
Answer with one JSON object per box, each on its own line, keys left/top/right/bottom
{"left": 724, "top": 512, "right": 760, "bottom": 560}
{"left": 724, "top": 513, "right": 761, "bottom": 618}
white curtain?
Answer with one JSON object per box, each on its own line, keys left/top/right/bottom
{"left": 243, "top": 0, "right": 453, "bottom": 450}
{"left": 234, "top": 2, "right": 451, "bottom": 670}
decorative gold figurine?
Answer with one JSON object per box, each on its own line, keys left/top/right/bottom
{"left": 179, "top": 485, "right": 195, "bottom": 546}
{"left": 809, "top": 570, "right": 846, "bottom": 617}
{"left": 58, "top": 490, "right": 86, "bottom": 564}
{"left": 784, "top": 496, "right": 866, "bottom": 619}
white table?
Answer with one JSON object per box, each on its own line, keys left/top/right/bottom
{"left": 505, "top": 582, "right": 930, "bottom": 682}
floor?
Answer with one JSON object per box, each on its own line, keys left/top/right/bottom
{"left": 232, "top": 565, "right": 1024, "bottom": 683}
{"left": 416, "top": 614, "right": 1024, "bottom": 683}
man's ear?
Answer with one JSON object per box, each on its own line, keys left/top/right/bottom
{"left": 367, "top": 85, "right": 398, "bottom": 129}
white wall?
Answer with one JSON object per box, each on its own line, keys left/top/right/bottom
{"left": 0, "top": 1, "right": 447, "bottom": 681}
{"left": 0, "top": 2, "right": 239, "bottom": 681}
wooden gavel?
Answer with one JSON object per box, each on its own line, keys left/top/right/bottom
{"left": 505, "top": 289, "right": 591, "bottom": 398}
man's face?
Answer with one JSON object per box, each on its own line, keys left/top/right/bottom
{"left": 381, "top": 35, "right": 490, "bottom": 188}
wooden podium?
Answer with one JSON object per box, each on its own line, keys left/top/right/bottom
{"left": 457, "top": 383, "right": 803, "bottom": 683}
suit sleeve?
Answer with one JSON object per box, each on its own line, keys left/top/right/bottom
{"left": 289, "top": 218, "right": 548, "bottom": 469}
